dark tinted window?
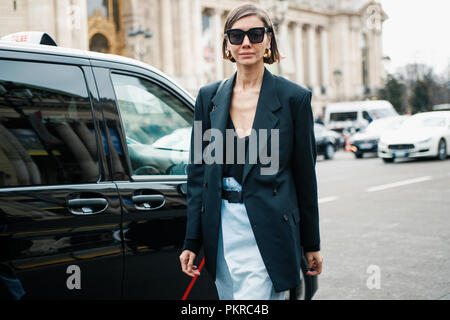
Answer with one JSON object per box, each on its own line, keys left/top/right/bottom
{"left": 330, "top": 112, "right": 358, "bottom": 121}
{"left": 0, "top": 60, "right": 99, "bottom": 187}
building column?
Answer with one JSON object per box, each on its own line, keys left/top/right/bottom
{"left": 55, "top": 0, "right": 72, "bottom": 47}
{"left": 279, "top": 20, "right": 295, "bottom": 79}
{"left": 368, "top": 30, "right": 376, "bottom": 95}
{"left": 293, "top": 22, "right": 304, "bottom": 85}
{"left": 191, "top": 0, "right": 203, "bottom": 88}
{"left": 375, "top": 30, "right": 384, "bottom": 88}
{"left": 320, "top": 26, "right": 329, "bottom": 95}
{"left": 307, "top": 24, "right": 320, "bottom": 95}
{"left": 213, "top": 8, "right": 224, "bottom": 80}
{"left": 160, "top": 0, "right": 174, "bottom": 75}
{"left": 178, "top": 0, "right": 193, "bottom": 88}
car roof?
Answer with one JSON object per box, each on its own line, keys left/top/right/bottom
{"left": 370, "top": 115, "right": 410, "bottom": 123}
{"left": 326, "top": 100, "right": 394, "bottom": 112}
{"left": 1, "top": 40, "right": 150, "bottom": 68}
{"left": 0, "top": 40, "right": 192, "bottom": 99}
{"left": 411, "top": 111, "right": 450, "bottom": 118}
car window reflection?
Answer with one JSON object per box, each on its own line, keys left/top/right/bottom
{"left": 0, "top": 61, "right": 99, "bottom": 187}
{"left": 110, "top": 73, "right": 193, "bottom": 176}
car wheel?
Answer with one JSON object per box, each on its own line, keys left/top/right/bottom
{"left": 355, "top": 152, "right": 363, "bottom": 159}
{"left": 437, "top": 139, "right": 447, "bottom": 161}
{"left": 383, "top": 158, "right": 394, "bottom": 163}
{"left": 324, "top": 144, "right": 335, "bottom": 160}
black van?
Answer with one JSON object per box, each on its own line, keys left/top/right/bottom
{"left": 0, "top": 39, "right": 318, "bottom": 300}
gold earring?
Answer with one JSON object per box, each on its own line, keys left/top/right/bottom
{"left": 226, "top": 50, "right": 233, "bottom": 60}
{"left": 263, "top": 48, "right": 271, "bottom": 59}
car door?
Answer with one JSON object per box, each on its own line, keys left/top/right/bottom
{"left": 0, "top": 56, "right": 122, "bottom": 299}
{"left": 91, "top": 65, "right": 218, "bottom": 299}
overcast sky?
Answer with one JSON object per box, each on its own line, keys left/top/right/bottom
{"left": 378, "top": 0, "right": 450, "bottom": 75}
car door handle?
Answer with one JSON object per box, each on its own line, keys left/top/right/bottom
{"left": 67, "top": 198, "right": 109, "bottom": 215}
{"left": 131, "top": 194, "right": 165, "bottom": 211}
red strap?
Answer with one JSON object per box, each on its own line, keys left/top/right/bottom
{"left": 181, "top": 257, "right": 206, "bottom": 300}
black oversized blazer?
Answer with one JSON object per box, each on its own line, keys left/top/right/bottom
{"left": 183, "top": 66, "right": 320, "bottom": 292}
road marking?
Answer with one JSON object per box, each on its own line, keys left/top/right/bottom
{"left": 366, "top": 176, "right": 433, "bottom": 193}
{"left": 318, "top": 196, "right": 339, "bottom": 204}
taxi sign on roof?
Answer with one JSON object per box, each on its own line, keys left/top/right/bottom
{"left": 1, "top": 31, "right": 57, "bottom": 46}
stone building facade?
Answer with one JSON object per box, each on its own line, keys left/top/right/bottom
{"left": 0, "top": 0, "right": 387, "bottom": 116}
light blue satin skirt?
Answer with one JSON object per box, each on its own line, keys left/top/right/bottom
{"left": 215, "top": 176, "right": 288, "bottom": 300}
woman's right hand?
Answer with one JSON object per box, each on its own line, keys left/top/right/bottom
{"left": 179, "top": 250, "right": 201, "bottom": 277}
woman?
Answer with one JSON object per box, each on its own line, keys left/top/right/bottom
{"left": 179, "top": 3, "right": 322, "bottom": 300}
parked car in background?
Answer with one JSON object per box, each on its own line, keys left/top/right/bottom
{"left": 324, "top": 100, "right": 398, "bottom": 136}
{"left": 0, "top": 33, "right": 318, "bottom": 300}
{"left": 432, "top": 104, "right": 450, "bottom": 111}
{"left": 314, "top": 123, "right": 339, "bottom": 160}
{"left": 350, "top": 115, "right": 410, "bottom": 158}
{"left": 378, "top": 111, "right": 450, "bottom": 163}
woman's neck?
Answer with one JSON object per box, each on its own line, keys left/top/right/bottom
{"left": 234, "top": 62, "right": 265, "bottom": 92}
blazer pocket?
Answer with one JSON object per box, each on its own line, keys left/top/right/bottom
{"left": 291, "top": 207, "right": 300, "bottom": 224}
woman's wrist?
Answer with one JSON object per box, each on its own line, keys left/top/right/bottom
{"left": 182, "top": 239, "right": 202, "bottom": 255}
{"left": 303, "top": 244, "right": 321, "bottom": 252}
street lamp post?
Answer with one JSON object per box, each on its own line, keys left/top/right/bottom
{"left": 381, "top": 55, "right": 391, "bottom": 103}
{"left": 381, "top": 55, "right": 391, "bottom": 80}
{"left": 128, "top": 26, "right": 152, "bottom": 62}
{"left": 333, "top": 69, "right": 342, "bottom": 101}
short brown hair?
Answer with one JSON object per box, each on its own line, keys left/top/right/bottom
{"left": 222, "top": 3, "right": 281, "bottom": 64}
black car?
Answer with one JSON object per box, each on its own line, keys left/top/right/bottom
{"left": 0, "top": 38, "right": 318, "bottom": 300}
{"left": 349, "top": 116, "right": 410, "bottom": 159}
{"left": 314, "top": 123, "right": 339, "bottom": 160}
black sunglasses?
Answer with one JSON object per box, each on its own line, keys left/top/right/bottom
{"left": 225, "top": 27, "right": 272, "bottom": 45}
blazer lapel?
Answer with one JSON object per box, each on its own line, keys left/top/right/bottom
{"left": 242, "top": 67, "right": 281, "bottom": 185}
{"left": 209, "top": 66, "right": 281, "bottom": 186}
{"left": 210, "top": 71, "right": 236, "bottom": 140}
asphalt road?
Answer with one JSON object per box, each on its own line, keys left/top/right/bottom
{"left": 312, "top": 150, "right": 450, "bottom": 300}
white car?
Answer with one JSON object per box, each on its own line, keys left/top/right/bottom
{"left": 325, "top": 100, "right": 398, "bottom": 134}
{"left": 350, "top": 115, "right": 410, "bottom": 158}
{"left": 378, "top": 111, "right": 450, "bottom": 163}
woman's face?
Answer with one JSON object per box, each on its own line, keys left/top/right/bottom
{"left": 226, "top": 15, "right": 271, "bottom": 66}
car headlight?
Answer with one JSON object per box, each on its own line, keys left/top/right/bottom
{"left": 417, "top": 137, "right": 432, "bottom": 144}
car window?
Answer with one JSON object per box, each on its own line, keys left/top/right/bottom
{"left": 330, "top": 112, "right": 357, "bottom": 121}
{"left": 0, "top": 60, "right": 99, "bottom": 187}
{"left": 362, "top": 111, "right": 373, "bottom": 122}
{"left": 400, "top": 115, "right": 446, "bottom": 130}
{"left": 110, "top": 73, "right": 193, "bottom": 176}
{"left": 370, "top": 108, "right": 396, "bottom": 119}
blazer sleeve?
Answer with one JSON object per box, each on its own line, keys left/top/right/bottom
{"left": 291, "top": 90, "right": 321, "bottom": 252}
{"left": 182, "top": 88, "right": 207, "bottom": 255}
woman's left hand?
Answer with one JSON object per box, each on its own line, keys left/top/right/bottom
{"left": 305, "top": 251, "right": 323, "bottom": 276}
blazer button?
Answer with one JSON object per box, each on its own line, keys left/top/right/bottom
{"left": 201, "top": 206, "right": 205, "bottom": 213}
{"left": 283, "top": 214, "right": 288, "bottom": 222}
{"left": 273, "top": 187, "right": 277, "bottom": 195}
{"left": 203, "top": 181, "right": 208, "bottom": 188}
